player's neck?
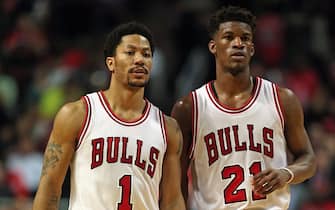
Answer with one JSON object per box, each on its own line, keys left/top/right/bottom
{"left": 104, "top": 83, "right": 145, "bottom": 111}
{"left": 215, "top": 71, "right": 252, "bottom": 96}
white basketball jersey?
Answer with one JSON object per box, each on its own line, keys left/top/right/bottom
{"left": 189, "top": 77, "right": 290, "bottom": 210}
{"left": 68, "top": 91, "right": 167, "bottom": 210}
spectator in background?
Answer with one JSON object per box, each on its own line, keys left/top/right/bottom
{"left": 284, "top": 55, "right": 320, "bottom": 110}
{"left": 5, "top": 110, "right": 43, "bottom": 197}
{"left": 255, "top": 10, "right": 286, "bottom": 68}
{"left": 0, "top": 63, "right": 18, "bottom": 116}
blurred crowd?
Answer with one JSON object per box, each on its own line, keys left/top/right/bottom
{"left": 0, "top": 0, "right": 334, "bottom": 209}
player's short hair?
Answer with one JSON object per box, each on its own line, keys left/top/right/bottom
{"left": 208, "top": 5, "right": 256, "bottom": 38}
{"left": 103, "top": 21, "right": 155, "bottom": 59}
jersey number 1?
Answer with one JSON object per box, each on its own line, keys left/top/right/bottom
{"left": 118, "top": 175, "right": 133, "bottom": 210}
{"left": 222, "top": 161, "right": 266, "bottom": 204}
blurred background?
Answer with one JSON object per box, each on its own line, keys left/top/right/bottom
{"left": 0, "top": 0, "right": 334, "bottom": 209}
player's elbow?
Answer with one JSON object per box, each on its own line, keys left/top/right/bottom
{"left": 301, "top": 150, "right": 317, "bottom": 182}
{"left": 308, "top": 152, "right": 317, "bottom": 178}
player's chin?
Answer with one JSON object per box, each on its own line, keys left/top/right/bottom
{"left": 230, "top": 62, "right": 248, "bottom": 71}
{"left": 230, "top": 60, "right": 248, "bottom": 67}
{"left": 128, "top": 80, "right": 148, "bottom": 88}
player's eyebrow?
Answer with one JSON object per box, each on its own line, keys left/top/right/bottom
{"left": 125, "top": 44, "right": 151, "bottom": 51}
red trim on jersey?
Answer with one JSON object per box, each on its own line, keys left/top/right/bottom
{"left": 159, "top": 111, "right": 168, "bottom": 149}
{"left": 272, "top": 84, "right": 285, "bottom": 129}
{"left": 98, "top": 91, "right": 150, "bottom": 126}
{"left": 190, "top": 91, "right": 198, "bottom": 159}
{"left": 206, "top": 77, "right": 262, "bottom": 114}
{"left": 76, "top": 96, "right": 91, "bottom": 149}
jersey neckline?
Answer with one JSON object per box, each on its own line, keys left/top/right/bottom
{"left": 98, "top": 91, "right": 151, "bottom": 126}
{"left": 206, "top": 77, "right": 262, "bottom": 114}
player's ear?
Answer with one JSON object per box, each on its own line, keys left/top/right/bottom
{"left": 250, "top": 43, "right": 255, "bottom": 57}
{"left": 208, "top": 40, "right": 216, "bottom": 55}
{"left": 106, "top": 57, "right": 115, "bottom": 73}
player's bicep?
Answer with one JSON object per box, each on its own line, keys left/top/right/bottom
{"left": 161, "top": 117, "right": 183, "bottom": 187}
{"left": 40, "top": 135, "right": 74, "bottom": 183}
{"left": 167, "top": 120, "right": 183, "bottom": 157}
{"left": 279, "top": 88, "right": 313, "bottom": 156}
{"left": 171, "top": 96, "right": 193, "bottom": 202}
{"left": 171, "top": 96, "right": 194, "bottom": 159}
{"left": 33, "top": 101, "right": 85, "bottom": 210}
{"left": 40, "top": 101, "right": 85, "bottom": 184}
{"left": 160, "top": 117, "right": 185, "bottom": 209}
{"left": 171, "top": 96, "right": 193, "bottom": 141}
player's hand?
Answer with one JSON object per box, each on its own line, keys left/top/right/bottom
{"left": 251, "top": 168, "right": 292, "bottom": 195}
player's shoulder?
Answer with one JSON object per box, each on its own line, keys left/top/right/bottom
{"left": 275, "top": 85, "right": 304, "bottom": 121}
{"left": 60, "top": 98, "right": 86, "bottom": 116}
{"left": 258, "top": 77, "right": 297, "bottom": 104}
{"left": 162, "top": 114, "right": 183, "bottom": 148}
{"left": 173, "top": 82, "right": 209, "bottom": 110}
{"left": 172, "top": 94, "right": 193, "bottom": 113}
{"left": 160, "top": 111, "right": 181, "bottom": 134}
{"left": 54, "top": 98, "right": 87, "bottom": 125}
{"left": 277, "top": 86, "right": 299, "bottom": 106}
{"left": 164, "top": 115, "right": 179, "bottom": 130}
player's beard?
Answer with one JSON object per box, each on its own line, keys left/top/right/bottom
{"left": 226, "top": 62, "right": 248, "bottom": 76}
{"left": 127, "top": 67, "right": 149, "bottom": 87}
{"left": 128, "top": 78, "right": 148, "bottom": 87}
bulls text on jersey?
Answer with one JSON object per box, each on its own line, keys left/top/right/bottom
{"left": 91, "top": 136, "right": 160, "bottom": 178}
{"left": 204, "top": 124, "right": 274, "bottom": 166}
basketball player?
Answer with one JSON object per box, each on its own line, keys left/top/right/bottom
{"left": 171, "top": 6, "right": 316, "bottom": 210}
{"left": 33, "top": 22, "right": 186, "bottom": 210}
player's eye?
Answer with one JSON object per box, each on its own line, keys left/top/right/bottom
{"left": 223, "top": 35, "right": 233, "bottom": 41}
{"left": 241, "top": 36, "right": 251, "bottom": 42}
{"left": 143, "top": 52, "right": 152, "bottom": 58}
{"left": 125, "top": 51, "right": 135, "bottom": 55}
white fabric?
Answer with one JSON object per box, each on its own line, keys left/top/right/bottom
{"left": 68, "top": 91, "right": 167, "bottom": 210}
{"left": 189, "top": 77, "right": 290, "bottom": 210}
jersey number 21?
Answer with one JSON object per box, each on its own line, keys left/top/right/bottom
{"left": 222, "top": 161, "right": 266, "bottom": 203}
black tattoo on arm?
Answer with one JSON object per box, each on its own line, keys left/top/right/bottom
{"left": 47, "top": 195, "right": 60, "bottom": 210}
{"left": 41, "top": 143, "right": 63, "bottom": 177}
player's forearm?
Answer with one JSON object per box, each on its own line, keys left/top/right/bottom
{"left": 33, "top": 194, "right": 60, "bottom": 210}
{"left": 33, "top": 180, "right": 62, "bottom": 210}
{"left": 160, "top": 196, "right": 186, "bottom": 210}
{"left": 287, "top": 152, "right": 316, "bottom": 184}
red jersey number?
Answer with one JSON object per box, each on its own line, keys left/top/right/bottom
{"left": 118, "top": 175, "right": 133, "bottom": 210}
{"left": 222, "top": 161, "right": 266, "bottom": 204}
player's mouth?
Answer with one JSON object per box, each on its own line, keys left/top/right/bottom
{"left": 129, "top": 67, "right": 148, "bottom": 75}
{"left": 230, "top": 51, "right": 246, "bottom": 59}
{"left": 129, "top": 67, "right": 148, "bottom": 79}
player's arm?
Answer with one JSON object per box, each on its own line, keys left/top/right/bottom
{"left": 171, "top": 95, "right": 193, "bottom": 207}
{"left": 159, "top": 115, "right": 186, "bottom": 210}
{"left": 279, "top": 87, "right": 316, "bottom": 183}
{"left": 33, "top": 99, "right": 86, "bottom": 210}
{"left": 253, "top": 88, "right": 317, "bottom": 195}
